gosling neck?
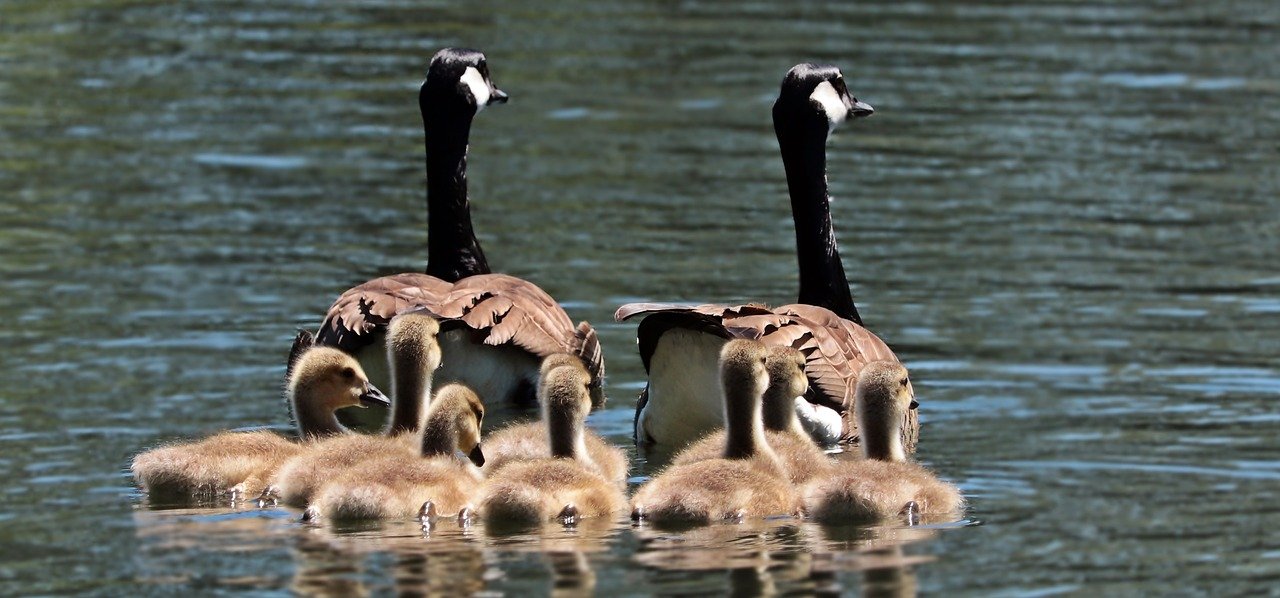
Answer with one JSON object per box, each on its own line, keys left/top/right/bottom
{"left": 290, "top": 383, "right": 347, "bottom": 440}
{"left": 386, "top": 344, "right": 434, "bottom": 437}
{"left": 774, "top": 111, "right": 861, "bottom": 325}
{"left": 420, "top": 408, "right": 462, "bottom": 458}
{"left": 546, "top": 407, "right": 591, "bottom": 463}
{"left": 761, "top": 382, "right": 807, "bottom": 436}
{"left": 422, "top": 94, "right": 489, "bottom": 282}
{"left": 721, "top": 376, "right": 776, "bottom": 462}
{"left": 858, "top": 406, "right": 907, "bottom": 462}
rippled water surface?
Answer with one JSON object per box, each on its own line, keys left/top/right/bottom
{"left": 2, "top": 0, "right": 1279, "bottom": 594}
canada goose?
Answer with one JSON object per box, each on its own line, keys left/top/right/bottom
{"left": 304, "top": 383, "right": 486, "bottom": 522}
{"left": 130, "top": 346, "right": 389, "bottom": 501}
{"left": 267, "top": 312, "right": 444, "bottom": 507}
{"left": 630, "top": 340, "right": 800, "bottom": 524}
{"left": 616, "top": 63, "right": 916, "bottom": 452}
{"left": 478, "top": 356, "right": 625, "bottom": 526}
{"left": 668, "top": 346, "right": 831, "bottom": 485}
{"left": 303, "top": 47, "right": 604, "bottom": 430}
{"left": 480, "top": 354, "right": 628, "bottom": 487}
{"left": 803, "top": 361, "right": 963, "bottom": 524}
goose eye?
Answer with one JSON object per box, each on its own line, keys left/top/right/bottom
{"left": 341, "top": 367, "right": 356, "bottom": 380}
{"left": 899, "top": 377, "right": 909, "bottom": 387}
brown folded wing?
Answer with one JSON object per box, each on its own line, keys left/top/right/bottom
{"left": 614, "top": 302, "right": 917, "bottom": 451}
{"left": 314, "top": 273, "right": 604, "bottom": 391}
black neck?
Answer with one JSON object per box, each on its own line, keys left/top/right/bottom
{"left": 776, "top": 117, "right": 862, "bottom": 325}
{"left": 423, "top": 101, "right": 489, "bottom": 282}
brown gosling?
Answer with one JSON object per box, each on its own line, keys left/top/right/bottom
{"left": 479, "top": 356, "right": 626, "bottom": 526}
{"left": 481, "top": 354, "right": 629, "bottom": 488}
{"left": 305, "top": 383, "right": 486, "bottom": 522}
{"left": 630, "top": 339, "right": 801, "bottom": 524}
{"left": 268, "top": 312, "right": 442, "bottom": 507}
{"left": 669, "top": 346, "right": 832, "bottom": 485}
{"left": 802, "top": 361, "right": 963, "bottom": 524}
{"left": 130, "top": 345, "right": 389, "bottom": 501}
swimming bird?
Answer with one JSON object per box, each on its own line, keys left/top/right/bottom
{"left": 802, "top": 361, "right": 963, "bottom": 524}
{"left": 303, "top": 47, "right": 604, "bottom": 430}
{"left": 668, "top": 346, "right": 832, "bottom": 485}
{"left": 479, "top": 354, "right": 628, "bottom": 488}
{"left": 616, "top": 63, "right": 914, "bottom": 452}
{"left": 304, "top": 383, "right": 487, "bottom": 522}
{"left": 630, "top": 340, "right": 800, "bottom": 524}
{"left": 268, "top": 312, "right": 444, "bottom": 508}
{"left": 130, "top": 345, "right": 389, "bottom": 501}
{"left": 478, "top": 355, "right": 625, "bottom": 526}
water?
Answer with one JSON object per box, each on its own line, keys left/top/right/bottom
{"left": 2, "top": 0, "right": 1278, "bottom": 594}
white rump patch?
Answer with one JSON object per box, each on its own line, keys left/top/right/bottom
{"left": 639, "top": 329, "right": 728, "bottom": 448}
{"left": 460, "top": 66, "right": 491, "bottom": 111}
{"left": 793, "top": 396, "right": 842, "bottom": 447}
{"left": 435, "top": 328, "right": 540, "bottom": 422}
{"left": 355, "top": 327, "right": 540, "bottom": 428}
{"left": 809, "top": 80, "right": 848, "bottom": 137}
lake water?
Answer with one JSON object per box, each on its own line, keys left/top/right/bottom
{"left": 2, "top": 0, "right": 1278, "bottom": 594}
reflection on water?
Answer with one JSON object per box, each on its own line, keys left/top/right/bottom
{"left": 2, "top": 0, "right": 1279, "bottom": 594}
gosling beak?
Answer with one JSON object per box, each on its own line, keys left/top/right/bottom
{"left": 488, "top": 87, "right": 509, "bottom": 106}
{"left": 359, "top": 383, "right": 391, "bottom": 408}
{"left": 909, "top": 399, "right": 919, "bottom": 410}
{"left": 468, "top": 444, "right": 486, "bottom": 467}
{"left": 849, "top": 99, "right": 874, "bottom": 119}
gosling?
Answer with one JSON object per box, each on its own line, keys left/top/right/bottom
{"left": 268, "top": 312, "right": 442, "bottom": 507}
{"left": 130, "top": 344, "right": 389, "bottom": 501}
{"left": 630, "top": 339, "right": 801, "bottom": 524}
{"left": 669, "top": 346, "right": 832, "bottom": 485}
{"left": 305, "top": 383, "right": 487, "bottom": 523}
{"left": 802, "top": 361, "right": 964, "bottom": 524}
{"left": 480, "top": 354, "right": 628, "bottom": 488}
{"left": 478, "top": 356, "right": 626, "bottom": 526}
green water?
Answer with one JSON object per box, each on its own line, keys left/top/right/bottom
{"left": 1, "top": 0, "right": 1278, "bottom": 594}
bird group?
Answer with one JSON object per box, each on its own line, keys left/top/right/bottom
{"left": 131, "top": 47, "right": 963, "bottom": 528}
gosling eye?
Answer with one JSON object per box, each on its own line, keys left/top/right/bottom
{"left": 899, "top": 377, "right": 909, "bottom": 387}
{"left": 341, "top": 367, "right": 356, "bottom": 380}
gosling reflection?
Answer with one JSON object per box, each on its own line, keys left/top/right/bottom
{"left": 288, "top": 520, "right": 488, "bottom": 597}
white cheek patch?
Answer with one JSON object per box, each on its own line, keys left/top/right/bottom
{"left": 809, "top": 80, "right": 848, "bottom": 136}
{"left": 460, "top": 66, "right": 491, "bottom": 111}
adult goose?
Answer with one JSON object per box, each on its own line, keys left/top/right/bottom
{"left": 616, "top": 64, "right": 916, "bottom": 451}
{"left": 299, "top": 48, "right": 604, "bottom": 426}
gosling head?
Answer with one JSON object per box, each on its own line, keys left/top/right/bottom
{"left": 387, "top": 310, "right": 443, "bottom": 363}
{"left": 853, "top": 361, "right": 917, "bottom": 462}
{"left": 719, "top": 339, "right": 772, "bottom": 412}
{"left": 421, "top": 47, "right": 509, "bottom": 117}
{"left": 762, "top": 346, "right": 809, "bottom": 432}
{"left": 384, "top": 311, "right": 444, "bottom": 435}
{"left": 426, "top": 383, "right": 486, "bottom": 467}
{"left": 288, "top": 347, "right": 390, "bottom": 412}
{"left": 774, "top": 63, "right": 873, "bottom": 140}
{"left": 538, "top": 354, "right": 595, "bottom": 460}
{"left": 287, "top": 347, "right": 389, "bottom": 438}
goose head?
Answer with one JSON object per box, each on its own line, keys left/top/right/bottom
{"left": 538, "top": 354, "right": 595, "bottom": 460}
{"left": 422, "top": 383, "right": 486, "bottom": 466}
{"left": 762, "top": 346, "right": 809, "bottom": 433}
{"left": 773, "top": 63, "right": 873, "bottom": 140}
{"left": 853, "top": 361, "right": 917, "bottom": 462}
{"left": 421, "top": 47, "right": 509, "bottom": 117}
{"left": 287, "top": 347, "right": 390, "bottom": 437}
